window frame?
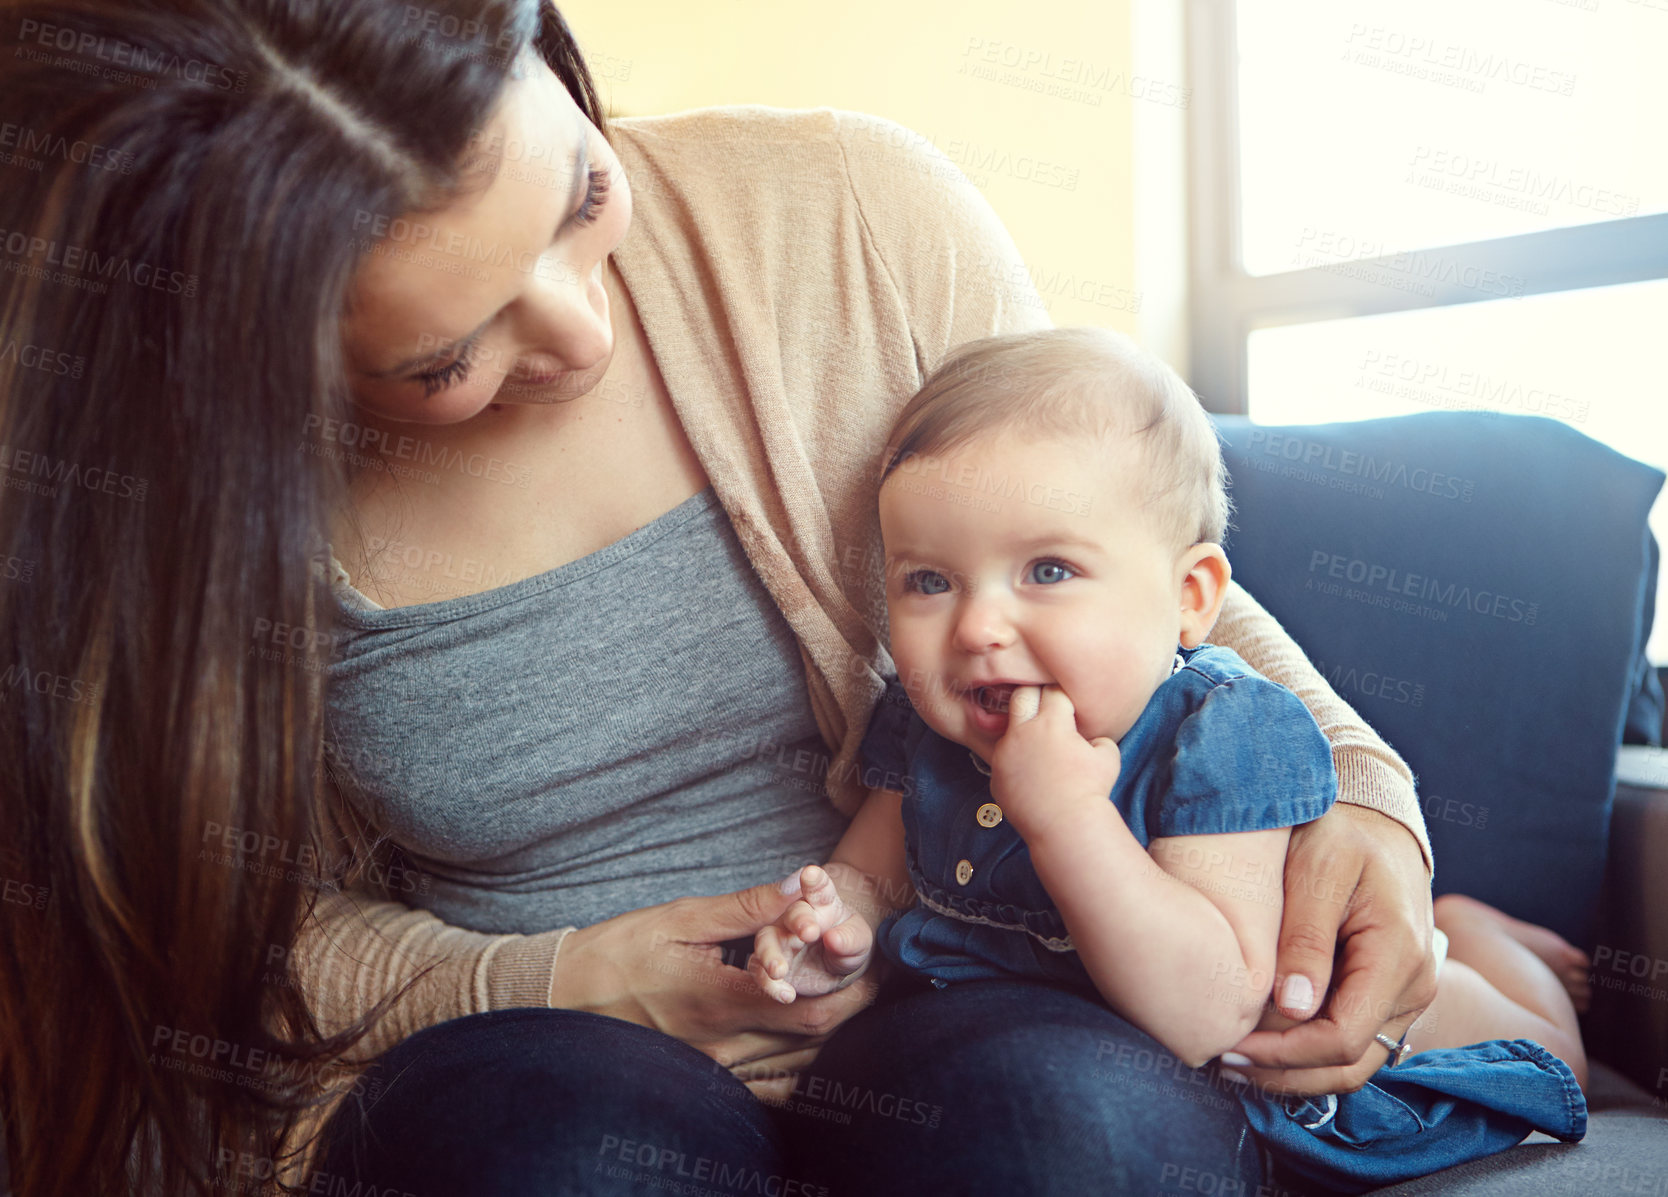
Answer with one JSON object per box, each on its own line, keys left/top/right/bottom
{"left": 1184, "top": 0, "right": 1668, "bottom": 415}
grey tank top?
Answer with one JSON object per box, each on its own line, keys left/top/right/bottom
{"left": 324, "top": 485, "right": 850, "bottom": 932}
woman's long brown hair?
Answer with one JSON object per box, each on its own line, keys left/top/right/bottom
{"left": 0, "top": 1, "right": 607, "bottom": 1192}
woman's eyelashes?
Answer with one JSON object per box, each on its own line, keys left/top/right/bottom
{"left": 413, "top": 337, "right": 478, "bottom": 397}
{"left": 573, "top": 164, "right": 612, "bottom": 226}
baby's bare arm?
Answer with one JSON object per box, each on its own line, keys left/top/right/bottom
{"left": 1145, "top": 831, "right": 1293, "bottom": 1038}
{"left": 823, "top": 785, "right": 915, "bottom": 925}
{"left": 1023, "top": 805, "right": 1290, "bottom": 1068}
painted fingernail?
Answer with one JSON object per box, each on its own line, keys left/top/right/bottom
{"left": 1280, "top": 974, "right": 1315, "bottom": 1015}
{"left": 1219, "top": 1051, "right": 1253, "bottom": 1068}
{"left": 1219, "top": 1070, "right": 1250, "bottom": 1085}
{"left": 778, "top": 871, "right": 803, "bottom": 896}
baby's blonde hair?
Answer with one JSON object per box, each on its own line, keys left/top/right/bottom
{"left": 879, "top": 326, "right": 1231, "bottom": 551}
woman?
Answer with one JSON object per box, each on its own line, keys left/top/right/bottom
{"left": 0, "top": 2, "right": 1439, "bottom": 1193}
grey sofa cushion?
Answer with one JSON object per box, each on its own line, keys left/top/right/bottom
{"left": 1369, "top": 1061, "right": 1665, "bottom": 1195}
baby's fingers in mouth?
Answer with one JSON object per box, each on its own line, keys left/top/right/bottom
{"left": 1007, "top": 685, "right": 1041, "bottom": 723}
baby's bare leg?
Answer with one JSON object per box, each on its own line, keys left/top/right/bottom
{"left": 1401, "top": 895, "right": 1588, "bottom": 1091}
{"left": 1435, "top": 893, "right": 1591, "bottom": 1010}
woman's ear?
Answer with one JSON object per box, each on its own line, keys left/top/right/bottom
{"left": 1177, "top": 544, "right": 1231, "bottom": 649}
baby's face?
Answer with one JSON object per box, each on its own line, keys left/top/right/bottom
{"left": 879, "top": 431, "right": 1189, "bottom": 759}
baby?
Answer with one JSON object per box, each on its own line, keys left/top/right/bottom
{"left": 750, "top": 326, "right": 1592, "bottom": 1193}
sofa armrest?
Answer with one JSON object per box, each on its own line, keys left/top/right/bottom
{"left": 1583, "top": 745, "right": 1668, "bottom": 1098}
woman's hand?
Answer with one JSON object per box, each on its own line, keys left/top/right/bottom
{"left": 1219, "top": 803, "right": 1437, "bottom": 1095}
{"left": 549, "top": 878, "right": 882, "bottom": 1096}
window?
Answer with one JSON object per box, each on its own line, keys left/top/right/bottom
{"left": 1187, "top": 0, "right": 1668, "bottom": 660}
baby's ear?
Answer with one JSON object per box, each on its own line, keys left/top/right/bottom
{"left": 1177, "top": 544, "right": 1231, "bottom": 649}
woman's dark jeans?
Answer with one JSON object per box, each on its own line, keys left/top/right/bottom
{"left": 313, "top": 974, "right": 1272, "bottom": 1196}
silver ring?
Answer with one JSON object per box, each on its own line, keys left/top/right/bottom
{"left": 1374, "top": 1031, "right": 1411, "bottom": 1068}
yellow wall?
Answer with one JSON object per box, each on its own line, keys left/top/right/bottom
{"left": 560, "top": 1, "right": 1152, "bottom": 337}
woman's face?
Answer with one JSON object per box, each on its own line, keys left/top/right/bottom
{"left": 340, "top": 53, "right": 631, "bottom": 425}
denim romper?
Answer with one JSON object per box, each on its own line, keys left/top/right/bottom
{"left": 861, "top": 643, "right": 1587, "bottom": 1193}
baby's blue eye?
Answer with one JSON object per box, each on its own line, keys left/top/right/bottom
{"left": 1030, "top": 560, "right": 1074, "bottom": 585}
{"left": 907, "top": 570, "right": 950, "bottom": 595}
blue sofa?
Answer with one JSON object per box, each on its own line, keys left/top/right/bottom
{"left": 1213, "top": 412, "right": 1667, "bottom": 1195}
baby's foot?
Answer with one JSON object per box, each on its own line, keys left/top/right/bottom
{"left": 1434, "top": 893, "right": 1592, "bottom": 1012}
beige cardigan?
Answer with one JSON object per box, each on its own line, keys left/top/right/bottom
{"left": 291, "top": 105, "right": 1432, "bottom": 1078}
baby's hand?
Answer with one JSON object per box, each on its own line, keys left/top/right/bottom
{"left": 989, "top": 685, "right": 1121, "bottom": 839}
{"left": 749, "top": 864, "right": 874, "bottom": 1004}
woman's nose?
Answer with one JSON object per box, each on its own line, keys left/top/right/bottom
{"left": 513, "top": 255, "right": 611, "bottom": 372}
